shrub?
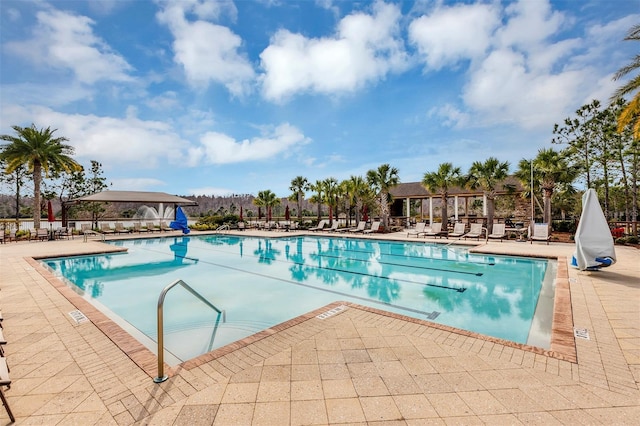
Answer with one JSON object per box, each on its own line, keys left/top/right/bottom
{"left": 552, "top": 220, "right": 576, "bottom": 233}
{"left": 615, "top": 236, "right": 639, "bottom": 245}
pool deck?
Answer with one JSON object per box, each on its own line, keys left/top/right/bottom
{"left": 0, "top": 229, "right": 638, "bottom": 425}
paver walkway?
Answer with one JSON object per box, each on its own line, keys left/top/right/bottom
{"left": 0, "top": 231, "right": 638, "bottom": 424}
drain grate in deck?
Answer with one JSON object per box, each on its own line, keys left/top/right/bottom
{"left": 317, "top": 305, "right": 347, "bottom": 320}
{"left": 69, "top": 310, "right": 89, "bottom": 325}
{"left": 574, "top": 327, "right": 590, "bottom": 340}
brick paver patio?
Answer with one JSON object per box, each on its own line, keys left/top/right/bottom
{"left": 1, "top": 230, "right": 638, "bottom": 424}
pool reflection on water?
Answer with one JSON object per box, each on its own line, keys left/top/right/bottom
{"left": 43, "top": 235, "right": 555, "bottom": 365}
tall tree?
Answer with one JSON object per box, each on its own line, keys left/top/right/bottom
{"left": 322, "top": 177, "right": 339, "bottom": 225}
{"left": 422, "top": 163, "right": 465, "bottom": 226}
{"left": 347, "top": 175, "right": 368, "bottom": 224}
{"left": 288, "top": 176, "right": 309, "bottom": 220}
{"left": 309, "top": 180, "right": 324, "bottom": 221}
{"left": 611, "top": 23, "right": 640, "bottom": 139}
{"left": 0, "top": 124, "right": 81, "bottom": 229}
{"left": 466, "top": 157, "right": 510, "bottom": 233}
{"left": 366, "top": 164, "right": 400, "bottom": 229}
{"left": 552, "top": 100, "right": 601, "bottom": 188}
{"left": 519, "top": 148, "right": 578, "bottom": 225}
{"left": 81, "top": 161, "right": 110, "bottom": 227}
{"left": 252, "top": 189, "right": 280, "bottom": 220}
{"left": 0, "top": 158, "right": 27, "bottom": 224}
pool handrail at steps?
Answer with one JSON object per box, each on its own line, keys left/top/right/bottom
{"left": 215, "top": 224, "right": 230, "bottom": 233}
{"left": 154, "top": 279, "right": 224, "bottom": 383}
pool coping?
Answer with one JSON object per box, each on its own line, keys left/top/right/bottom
{"left": 28, "top": 234, "right": 577, "bottom": 381}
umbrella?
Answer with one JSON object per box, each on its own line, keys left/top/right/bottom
{"left": 169, "top": 206, "right": 191, "bottom": 234}
{"left": 239, "top": 206, "right": 243, "bottom": 221}
{"left": 362, "top": 205, "right": 368, "bottom": 222}
{"left": 285, "top": 205, "right": 290, "bottom": 221}
{"left": 258, "top": 207, "right": 262, "bottom": 219}
{"left": 329, "top": 205, "right": 333, "bottom": 223}
{"left": 268, "top": 206, "right": 272, "bottom": 222}
{"left": 47, "top": 200, "right": 55, "bottom": 240}
{"left": 47, "top": 200, "right": 55, "bottom": 223}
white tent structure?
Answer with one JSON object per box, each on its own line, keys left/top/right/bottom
{"left": 571, "top": 189, "right": 616, "bottom": 270}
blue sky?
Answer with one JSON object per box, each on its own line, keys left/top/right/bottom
{"left": 1, "top": 0, "right": 637, "bottom": 198}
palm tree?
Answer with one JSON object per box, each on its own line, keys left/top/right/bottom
{"left": 366, "top": 164, "right": 400, "bottom": 229}
{"left": 517, "top": 148, "right": 578, "bottom": 225}
{"left": 252, "top": 189, "right": 280, "bottom": 221}
{"left": 422, "top": 163, "right": 465, "bottom": 226}
{"left": 0, "top": 124, "right": 82, "bottom": 229}
{"left": 288, "top": 176, "right": 309, "bottom": 220}
{"left": 309, "top": 180, "right": 324, "bottom": 221}
{"left": 467, "top": 157, "right": 510, "bottom": 233}
{"left": 322, "top": 177, "right": 339, "bottom": 225}
{"left": 611, "top": 23, "right": 640, "bottom": 139}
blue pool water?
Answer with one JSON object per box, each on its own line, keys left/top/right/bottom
{"left": 43, "top": 235, "right": 556, "bottom": 364}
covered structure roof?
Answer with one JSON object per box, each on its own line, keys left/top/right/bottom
{"left": 69, "top": 190, "right": 197, "bottom": 206}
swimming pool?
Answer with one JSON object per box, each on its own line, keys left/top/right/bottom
{"left": 42, "top": 235, "right": 556, "bottom": 365}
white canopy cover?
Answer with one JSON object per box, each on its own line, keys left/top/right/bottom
{"left": 572, "top": 189, "right": 616, "bottom": 270}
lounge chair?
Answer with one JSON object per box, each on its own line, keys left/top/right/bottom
{"left": 159, "top": 221, "right": 172, "bottom": 231}
{"left": 530, "top": 223, "right": 551, "bottom": 244}
{"left": 337, "top": 222, "right": 358, "bottom": 232}
{"left": 309, "top": 220, "right": 327, "bottom": 231}
{"left": 340, "top": 220, "right": 360, "bottom": 233}
{"left": 326, "top": 221, "right": 340, "bottom": 232}
{"left": 0, "top": 357, "right": 14, "bottom": 423}
{"left": 114, "top": 223, "right": 131, "bottom": 234}
{"left": 407, "top": 222, "right": 427, "bottom": 237}
{"left": 100, "top": 223, "right": 115, "bottom": 234}
{"left": 346, "top": 221, "right": 367, "bottom": 233}
{"left": 237, "top": 221, "right": 246, "bottom": 231}
{"left": 462, "top": 223, "right": 484, "bottom": 240}
{"left": 423, "top": 222, "right": 446, "bottom": 238}
{"left": 364, "top": 221, "right": 381, "bottom": 234}
{"left": 133, "top": 222, "right": 148, "bottom": 233}
{"left": 30, "top": 228, "right": 49, "bottom": 241}
{"left": 0, "top": 232, "right": 4, "bottom": 244}
{"left": 56, "top": 227, "right": 72, "bottom": 240}
{"left": 448, "top": 222, "right": 466, "bottom": 238}
{"left": 487, "top": 223, "right": 506, "bottom": 242}
{"left": 147, "top": 222, "right": 160, "bottom": 232}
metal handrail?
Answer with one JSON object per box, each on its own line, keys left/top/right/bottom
{"left": 154, "top": 279, "right": 224, "bottom": 383}
{"left": 215, "top": 224, "right": 230, "bottom": 232}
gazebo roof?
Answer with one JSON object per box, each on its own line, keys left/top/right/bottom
{"left": 69, "top": 190, "right": 197, "bottom": 205}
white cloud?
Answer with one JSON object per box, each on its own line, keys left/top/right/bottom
{"left": 494, "top": 0, "right": 567, "bottom": 51}
{"left": 428, "top": 104, "right": 470, "bottom": 129}
{"left": 409, "top": 0, "right": 631, "bottom": 131}
{"left": 3, "top": 104, "right": 188, "bottom": 167}
{"left": 5, "top": 9, "right": 133, "bottom": 84}
{"left": 188, "top": 123, "right": 311, "bottom": 165}
{"left": 1, "top": 82, "right": 94, "bottom": 108}
{"left": 156, "top": 1, "right": 254, "bottom": 96}
{"left": 259, "top": 1, "right": 408, "bottom": 102}
{"left": 145, "top": 91, "right": 181, "bottom": 110}
{"left": 463, "top": 49, "right": 584, "bottom": 129}
{"left": 110, "top": 178, "right": 166, "bottom": 191}
{"left": 408, "top": 2, "right": 500, "bottom": 71}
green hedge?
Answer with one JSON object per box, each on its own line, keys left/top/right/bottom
{"left": 552, "top": 220, "right": 576, "bottom": 233}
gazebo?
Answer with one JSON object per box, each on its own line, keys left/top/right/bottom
{"left": 388, "top": 176, "right": 527, "bottom": 227}
{"left": 64, "top": 190, "right": 197, "bottom": 227}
